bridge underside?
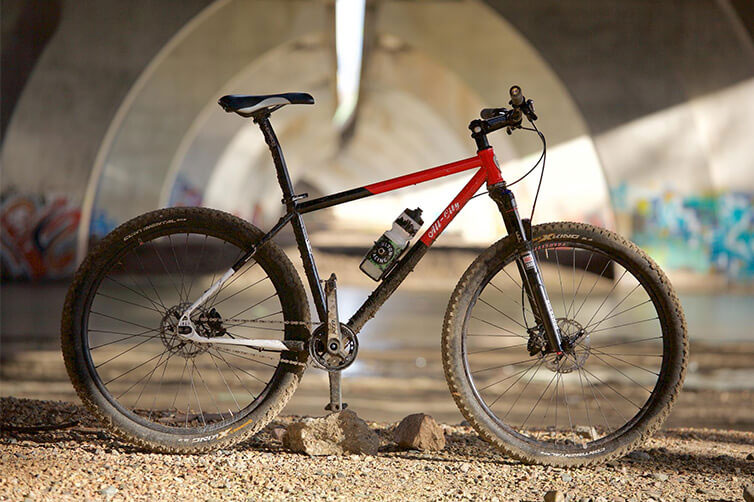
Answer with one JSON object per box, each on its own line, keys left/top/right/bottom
{"left": 2, "top": 0, "right": 753, "bottom": 281}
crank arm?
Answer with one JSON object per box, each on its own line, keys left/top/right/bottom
{"left": 178, "top": 332, "right": 305, "bottom": 352}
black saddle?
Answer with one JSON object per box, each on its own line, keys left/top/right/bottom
{"left": 218, "top": 92, "right": 314, "bottom": 117}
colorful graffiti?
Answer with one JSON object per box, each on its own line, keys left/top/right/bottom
{"left": 612, "top": 184, "right": 754, "bottom": 280}
{"left": 89, "top": 208, "right": 118, "bottom": 240}
{"left": 168, "top": 173, "right": 203, "bottom": 208}
{"left": 1, "top": 192, "right": 81, "bottom": 280}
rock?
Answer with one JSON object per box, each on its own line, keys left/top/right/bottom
{"left": 651, "top": 472, "right": 668, "bottom": 482}
{"left": 575, "top": 425, "right": 599, "bottom": 441}
{"left": 744, "top": 484, "right": 754, "bottom": 502}
{"left": 747, "top": 452, "right": 754, "bottom": 461}
{"left": 579, "top": 498, "right": 591, "bottom": 502}
{"left": 459, "top": 463, "right": 471, "bottom": 473}
{"left": 560, "top": 472, "right": 573, "bottom": 482}
{"left": 270, "top": 426, "right": 286, "bottom": 442}
{"left": 99, "top": 485, "right": 117, "bottom": 498}
{"left": 626, "top": 450, "right": 651, "bottom": 461}
{"left": 393, "top": 413, "right": 446, "bottom": 451}
{"left": 544, "top": 490, "right": 565, "bottom": 502}
{"left": 283, "top": 410, "right": 379, "bottom": 456}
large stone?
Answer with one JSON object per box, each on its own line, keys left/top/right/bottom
{"left": 744, "top": 484, "right": 754, "bottom": 502}
{"left": 283, "top": 410, "right": 379, "bottom": 456}
{"left": 544, "top": 490, "right": 565, "bottom": 502}
{"left": 393, "top": 413, "right": 446, "bottom": 451}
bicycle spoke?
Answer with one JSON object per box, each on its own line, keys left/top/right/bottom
{"left": 591, "top": 336, "right": 663, "bottom": 350}
{"left": 520, "top": 368, "right": 558, "bottom": 429}
{"left": 95, "top": 291, "right": 164, "bottom": 315}
{"left": 188, "top": 360, "right": 206, "bottom": 427}
{"left": 589, "top": 316, "right": 659, "bottom": 334}
{"left": 89, "top": 329, "right": 160, "bottom": 350}
{"left": 472, "top": 355, "right": 541, "bottom": 375}
{"left": 150, "top": 240, "right": 184, "bottom": 302}
{"left": 579, "top": 365, "right": 642, "bottom": 410}
{"left": 212, "top": 276, "right": 269, "bottom": 308}
{"left": 477, "top": 297, "right": 528, "bottom": 330}
{"left": 207, "top": 350, "right": 241, "bottom": 414}
{"left": 572, "top": 259, "right": 612, "bottom": 320}
{"left": 501, "top": 358, "right": 545, "bottom": 419}
{"left": 104, "top": 275, "right": 165, "bottom": 314}
{"left": 167, "top": 234, "right": 188, "bottom": 303}
{"left": 489, "top": 358, "right": 543, "bottom": 407}
{"left": 567, "top": 250, "right": 593, "bottom": 318}
{"left": 588, "top": 351, "right": 653, "bottom": 393}
{"left": 95, "top": 335, "right": 157, "bottom": 369}
{"left": 468, "top": 342, "right": 528, "bottom": 355}
{"left": 226, "top": 293, "right": 278, "bottom": 322}
{"left": 487, "top": 281, "right": 535, "bottom": 318}
{"left": 584, "top": 298, "right": 652, "bottom": 331}
{"left": 470, "top": 316, "right": 527, "bottom": 339}
{"left": 103, "top": 349, "right": 165, "bottom": 386}
{"left": 589, "top": 347, "right": 660, "bottom": 376}
{"left": 478, "top": 363, "right": 539, "bottom": 391}
{"left": 211, "top": 349, "right": 258, "bottom": 401}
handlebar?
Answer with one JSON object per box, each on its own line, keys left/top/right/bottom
{"left": 474, "top": 85, "right": 538, "bottom": 137}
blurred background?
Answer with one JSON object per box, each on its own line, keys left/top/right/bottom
{"left": 2, "top": 0, "right": 753, "bottom": 429}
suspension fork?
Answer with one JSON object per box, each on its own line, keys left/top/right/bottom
{"left": 488, "top": 182, "right": 564, "bottom": 354}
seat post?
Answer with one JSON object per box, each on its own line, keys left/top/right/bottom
{"left": 253, "top": 113, "right": 297, "bottom": 209}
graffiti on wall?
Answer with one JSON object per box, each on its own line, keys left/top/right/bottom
{"left": 89, "top": 208, "right": 118, "bottom": 240}
{"left": 1, "top": 192, "right": 81, "bottom": 280}
{"left": 168, "top": 174, "right": 203, "bottom": 208}
{"left": 612, "top": 184, "right": 754, "bottom": 279}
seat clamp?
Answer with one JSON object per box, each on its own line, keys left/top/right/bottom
{"left": 282, "top": 193, "right": 309, "bottom": 206}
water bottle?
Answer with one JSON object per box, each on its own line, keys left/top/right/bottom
{"left": 360, "top": 208, "right": 423, "bottom": 281}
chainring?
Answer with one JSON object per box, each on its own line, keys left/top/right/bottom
{"left": 308, "top": 323, "right": 358, "bottom": 371}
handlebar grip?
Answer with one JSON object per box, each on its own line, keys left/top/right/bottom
{"left": 481, "top": 108, "right": 502, "bottom": 120}
{"left": 509, "top": 85, "right": 524, "bottom": 106}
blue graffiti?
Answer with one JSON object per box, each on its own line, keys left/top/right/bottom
{"left": 612, "top": 184, "right": 754, "bottom": 280}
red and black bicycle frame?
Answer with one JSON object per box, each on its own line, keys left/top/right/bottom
{"left": 235, "top": 114, "right": 564, "bottom": 354}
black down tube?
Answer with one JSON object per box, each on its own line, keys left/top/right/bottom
{"left": 488, "top": 182, "right": 564, "bottom": 353}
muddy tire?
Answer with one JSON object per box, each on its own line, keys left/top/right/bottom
{"left": 442, "top": 222, "right": 687, "bottom": 466}
{"left": 62, "top": 207, "right": 309, "bottom": 453}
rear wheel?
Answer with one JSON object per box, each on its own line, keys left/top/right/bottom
{"left": 62, "top": 207, "right": 310, "bottom": 453}
{"left": 442, "top": 222, "right": 687, "bottom": 466}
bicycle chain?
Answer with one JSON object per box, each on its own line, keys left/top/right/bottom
{"left": 194, "top": 316, "right": 322, "bottom": 368}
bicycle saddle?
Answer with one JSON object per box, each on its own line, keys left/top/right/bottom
{"left": 218, "top": 93, "right": 314, "bottom": 117}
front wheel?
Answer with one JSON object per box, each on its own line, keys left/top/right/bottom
{"left": 442, "top": 222, "right": 687, "bottom": 466}
{"left": 62, "top": 207, "right": 310, "bottom": 453}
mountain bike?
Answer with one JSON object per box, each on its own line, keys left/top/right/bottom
{"left": 61, "top": 86, "right": 687, "bottom": 466}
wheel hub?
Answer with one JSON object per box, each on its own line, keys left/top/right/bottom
{"left": 544, "top": 318, "right": 590, "bottom": 373}
{"left": 159, "top": 303, "right": 226, "bottom": 359}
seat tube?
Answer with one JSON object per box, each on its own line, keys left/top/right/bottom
{"left": 488, "top": 182, "right": 564, "bottom": 353}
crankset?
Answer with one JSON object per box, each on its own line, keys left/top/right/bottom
{"left": 309, "top": 323, "right": 359, "bottom": 370}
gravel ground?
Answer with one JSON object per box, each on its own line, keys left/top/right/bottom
{"left": 1, "top": 397, "right": 752, "bottom": 502}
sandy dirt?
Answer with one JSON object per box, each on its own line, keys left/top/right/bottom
{"left": 1, "top": 397, "right": 753, "bottom": 502}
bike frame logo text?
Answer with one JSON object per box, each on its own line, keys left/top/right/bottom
{"left": 427, "top": 202, "right": 461, "bottom": 240}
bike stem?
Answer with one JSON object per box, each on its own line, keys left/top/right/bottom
{"left": 488, "top": 181, "right": 565, "bottom": 354}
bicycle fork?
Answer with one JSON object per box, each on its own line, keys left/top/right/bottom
{"left": 488, "top": 182, "right": 565, "bottom": 354}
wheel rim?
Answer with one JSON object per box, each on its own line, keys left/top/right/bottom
{"left": 462, "top": 239, "right": 669, "bottom": 453}
{"left": 81, "top": 228, "right": 288, "bottom": 434}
